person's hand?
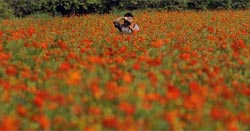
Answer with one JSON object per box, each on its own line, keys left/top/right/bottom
{"left": 129, "top": 23, "right": 135, "bottom": 29}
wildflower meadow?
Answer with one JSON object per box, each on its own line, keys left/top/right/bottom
{"left": 0, "top": 10, "right": 250, "bottom": 130}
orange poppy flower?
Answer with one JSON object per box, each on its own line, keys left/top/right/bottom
{"left": 57, "top": 39, "right": 68, "bottom": 50}
{"left": 151, "top": 40, "right": 164, "bottom": 48}
{"left": 102, "top": 116, "right": 120, "bottom": 129}
{"left": 16, "top": 105, "right": 27, "bottom": 117}
{"left": 122, "top": 72, "right": 133, "bottom": 84}
{"left": 183, "top": 94, "right": 205, "bottom": 110}
{"left": 207, "top": 26, "right": 215, "bottom": 33}
{"left": 133, "top": 62, "right": 140, "bottom": 70}
{"left": 33, "top": 114, "right": 50, "bottom": 129}
{"left": 33, "top": 94, "right": 45, "bottom": 108}
{"left": 166, "top": 85, "right": 181, "bottom": 100}
{"left": 66, "top": 70, "right": 82, "bottom": 86}
{"left": 118, "top": 101, "right": 135, "bottom": 116}
{"left": 91, "top": 83, "right": 102, "bottom": 99}
{"left": 6, "top": 66, "right": 17, "bottom": 76}
{"left": 0, "top": 116, "right": 20, "bottom": 130}
{"left": 59, "top": 62, "right": 71, "bottom": 71}
{"left": 88, "top": 106, "right": 101, "bottom": 116}
{"left": 27, "top": 26, "right": 35, "bottom": 37}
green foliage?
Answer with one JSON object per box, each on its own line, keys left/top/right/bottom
{"left": 0, "top": 0, "right": 13, "bottom": 19}
{"left": 28, "top": 13, "right": 54, "bottom": 19}
{"left": 5, "top": 0, "right": 46, "bottom": 17}
{"left": 3, "top": 0, "right": 250, "bottom": 17}
{"left": 207, "top": 0, "right": 229, "bottom": 9}
{"left": 162, "top": 0, "right": 188, "bottom": 10}
{"left": 232, "top": 0, "right": 250, "bottom": 9}
{"left": 186, "top": 0, "right": 210, "bottom": 10}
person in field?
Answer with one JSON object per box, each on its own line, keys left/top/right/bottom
{"left": 113, "top": 12, "right": 139, "bottom": 34}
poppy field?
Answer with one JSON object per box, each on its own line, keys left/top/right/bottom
{"left": 0, "top": 10, "right": 250, "bottom": 130}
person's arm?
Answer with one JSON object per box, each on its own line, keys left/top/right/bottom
{"left": 113, "top": 17, "right": 125, "bottom": 23}
{"left": 129, "top": 23, "right": 140, "bottom": 31}
{"left": 113, "top": 17, "right": 125, "bottom": 32}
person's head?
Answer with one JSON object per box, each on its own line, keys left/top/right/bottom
{"left": 124, "top": 12, "right": 133, "bottom": 25}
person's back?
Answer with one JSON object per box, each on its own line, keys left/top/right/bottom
{"left": 113, "top": 13, "right": 139, "bottom": 34}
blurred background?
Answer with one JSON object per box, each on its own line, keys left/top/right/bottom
{"left": 1, "top": 0, "right": 250, "bottom": 18}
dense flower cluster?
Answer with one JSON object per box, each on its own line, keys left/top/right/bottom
{"left": 0, "top": 10, "right": 249, "bottom": 130}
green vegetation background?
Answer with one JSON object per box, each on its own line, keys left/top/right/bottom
{"left": 0, "top": 0, "right": 250, "bottom": 18}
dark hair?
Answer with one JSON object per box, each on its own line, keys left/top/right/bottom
{"left": 124, "top": 12, "right": 133, "bottom": 17}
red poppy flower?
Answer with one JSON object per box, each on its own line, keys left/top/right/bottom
{"left": 33, "top": 94, "right": 44, "bottom": 108}
{"left": 0, "top": 116, "right": 20, "bottom": 130}
{"left": 102, "top": 116, "right": 120, "bottom": 129}
{"left": 17, "top": 105, "right": 27, "bottom": 117}
{"left": 151, "top": 40, "right": 164, "bottom": 48}
{"left": 166, "top": 85, "right": 181, "bottom": 100}
{"left": 118, "top": 101, "right": 135, "bottom": 116}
